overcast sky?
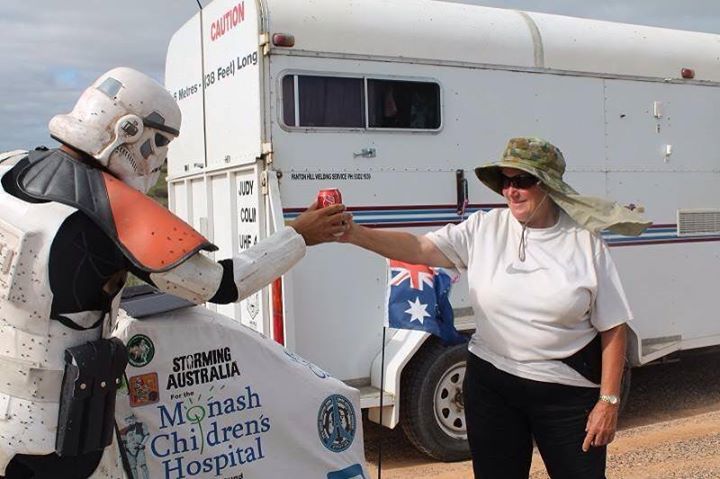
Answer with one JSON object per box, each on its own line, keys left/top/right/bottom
{"left": 1, "top": 0, "right": 719, "bottom": 152}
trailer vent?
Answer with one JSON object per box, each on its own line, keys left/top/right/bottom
{"left": 677, "top": 209, "right": 720, "bottom": 236}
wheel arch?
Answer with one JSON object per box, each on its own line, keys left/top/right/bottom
{"left": 367, "top": 329, "right": 432, "bottom": 428}
{"left": 625, "top": 321, "right": 642, "bottom": 367}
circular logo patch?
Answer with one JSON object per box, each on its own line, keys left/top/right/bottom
{"left": 318, "top": 394, "right": 356, "bottom": 452}
{"left": 126, "top": 334, "right": 155, "bottom": 367}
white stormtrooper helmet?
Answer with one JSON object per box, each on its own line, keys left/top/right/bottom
{"left": 49, "top": 67, "right": 181, "bottom": 193}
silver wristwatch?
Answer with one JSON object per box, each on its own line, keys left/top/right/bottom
{"left": 599, "top": 394, "right": 620, "bottom": 405}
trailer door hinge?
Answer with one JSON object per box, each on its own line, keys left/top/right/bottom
{"left": 261, "top": 142, "right": 274, "bottom": 165}
{"left": 260, "top": 143, "right": 274, "bottom": 194}
{"left": 259, "top": 33, "right": 270, "bottom": 56}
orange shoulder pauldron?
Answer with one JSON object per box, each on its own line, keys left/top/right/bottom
{"left": 102, "top": 173, "right": 216, "bottom": 272}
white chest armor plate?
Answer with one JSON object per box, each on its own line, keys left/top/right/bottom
{"left": 0, "top": 162, "right": 108, "bottom": 470}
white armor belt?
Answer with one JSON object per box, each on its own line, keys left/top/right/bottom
{"left": 0, "top": 356, "right": 63, "bottom": 403}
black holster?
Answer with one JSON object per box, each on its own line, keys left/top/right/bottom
{"left": 56, "top": 337, "right": 128, "bottom": 456}
{"left": 560, "top": 334, "right": 602, "bottom": 384}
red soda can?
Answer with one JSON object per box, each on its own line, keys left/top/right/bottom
{"left": 317, "top": 188, "right": 342, "bottom": 208}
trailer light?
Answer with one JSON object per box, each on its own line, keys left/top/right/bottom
{"left": 681, "top": 68, "right": 695, "bottom": 79}
{"left": 271, "top": 278, "right": 285, "bottom": 345}
{"left": 272, "top": 33, "right": 295, "bottom": 47}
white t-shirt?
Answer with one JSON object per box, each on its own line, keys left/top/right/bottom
{"left": 427, "top": 208, "right": 632, "bottom": 388}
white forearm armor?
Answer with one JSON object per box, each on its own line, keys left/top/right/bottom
{"left": 231, "top": 226, "right": 306, "bottom": 301}
{"left": 149, "top": 253, "right": 225, "bottom": 304}
{"left": 150, "top": 226, "right": 306, "bottom": 303}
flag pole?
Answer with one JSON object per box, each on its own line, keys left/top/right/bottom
{"left": 377, "top": 326, "right": 386, "bottom": 479}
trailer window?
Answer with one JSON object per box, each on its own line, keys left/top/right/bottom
{"left": 282, "top": 76, "right": 296, "bottom": 127}
{"left": 281, "top": 75, "right": 441, "bottom": 130}
{"left": 282, "top": 75, "right": 365, "bottom": 128}
{"left": 368, "top": 79, "right": 440, "bottom": 129}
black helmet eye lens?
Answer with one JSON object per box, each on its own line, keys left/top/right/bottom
{"left": 154, "top": 133, "right": 171, "bottom": 147}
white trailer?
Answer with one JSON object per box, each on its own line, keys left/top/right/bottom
{"left": 165, "top": 0, "right": 720, "bottom": 460}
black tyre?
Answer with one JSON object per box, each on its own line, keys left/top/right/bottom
{"left": 400, "top": 339, "right": 471, "bottom": 461}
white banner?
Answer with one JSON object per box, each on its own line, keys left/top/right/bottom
{"left": 110, "top": 306, "right": 368, "bottom": 479}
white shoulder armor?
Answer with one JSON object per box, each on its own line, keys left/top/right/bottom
{"left": 0, "top": 150, "right": 28, "bottom": 166}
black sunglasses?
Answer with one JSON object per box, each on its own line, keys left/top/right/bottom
{"left": 500, "top": 173, "right": 540, "bottom": 190}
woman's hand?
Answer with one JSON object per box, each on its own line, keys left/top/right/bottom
{"left": 582, "top": 400, "right": 619, "bottom": 452}
{"left": 336, "top": 214, "right": 360, "bottom": 244}
{"left": 583, "top": 324, "right": 627, "bottom": 452}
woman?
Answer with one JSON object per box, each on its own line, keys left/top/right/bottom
{"left": 341, "top": 137, "right": 650, "bottom": 479}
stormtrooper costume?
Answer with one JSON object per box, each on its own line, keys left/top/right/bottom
{"left": 0, "top": 68, "right": 305, "bottom": 477}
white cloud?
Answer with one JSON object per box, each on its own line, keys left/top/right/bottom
{"left": 1, "top": 0, "right": 718, "bottom": 151}
{"left": 0, "top": 1, "right": 196, "bottom": 150}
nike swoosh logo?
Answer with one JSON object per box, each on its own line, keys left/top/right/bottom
{"left": 505, "top": 264, "right": 546, "bottom": 274}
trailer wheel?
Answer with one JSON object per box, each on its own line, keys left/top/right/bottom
{"left": 400, "top": 340, "right": 471, "bottom": 462}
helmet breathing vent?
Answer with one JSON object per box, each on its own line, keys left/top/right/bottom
{"left": 96, "top": 77, "right": 123, "bottom": 98}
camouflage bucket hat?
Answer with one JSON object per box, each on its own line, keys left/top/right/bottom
{"left": 475, "top": 137, "right": 652, "bottom": 236}
{"left": 475, "top": 137, "right": 576, "bottom": 196}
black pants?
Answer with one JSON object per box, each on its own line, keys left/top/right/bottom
{"left": 463, "top": 353, "right": 605, "bottom": 479}
{"left": 2, "top": 451, "right": 103, "bottom": 479}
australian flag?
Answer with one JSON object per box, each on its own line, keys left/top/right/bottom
{"left": 385, "top": 260, "right": 467, "bottom": 346}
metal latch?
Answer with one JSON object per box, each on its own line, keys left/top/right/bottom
{"left": 653, "top": 101, "right": 663, "bottom": 119}
{"left": 456, "top": 169, "right": 469, "bottom": 216}
{"left": 353, "top": 148, "right": 376, "bottom": 159}
{"left": 184, "top": 163, "right": 204, "bottom": 172}
{"left": 260, "top": 170, "right": 268, "bottom": 195}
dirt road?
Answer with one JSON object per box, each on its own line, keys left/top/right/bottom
{"left": 363, "top": 349, "right": 720, "bottom": 478}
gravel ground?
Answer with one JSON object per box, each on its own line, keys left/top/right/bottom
{"left": 364, "top": 348, "right": 720, "bottom": 479}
